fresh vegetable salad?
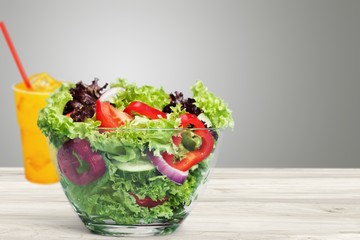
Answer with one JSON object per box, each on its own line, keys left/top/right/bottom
{"left": 38, "top": 79, "right": 234, "bottom": 235}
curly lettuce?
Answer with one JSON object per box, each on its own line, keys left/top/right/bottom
{"left": 192, "top": 80, "right": 234, "bottom": 129}
{"left": 61, "top": 159, "right": 208, "bottom": 225}
{"left": 110, "top": 78, "right": 169, "bottom": 110}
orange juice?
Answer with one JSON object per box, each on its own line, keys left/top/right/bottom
{"left": 13, "top": 74, "right": 61, "bottom": 184}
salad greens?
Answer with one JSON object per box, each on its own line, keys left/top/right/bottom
{"left": 192, "top": 81, "right": 234, "bottom": 129}
{"left": 61, "top": 160, "right": 208, "bottom": 224}
{"left": 110, "top": 79, "right": 169, "bottom": 110}
{"left": 38, "top": 78, "right": 234, "bottom": 228}
{"left": 38, "top": 79, "right": 234, "bottom": 150}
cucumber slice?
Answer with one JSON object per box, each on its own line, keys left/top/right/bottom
{"left": 114, "top": 159, "right": 155, "bottom": 172}
{"left": 113, "top": 159, "right": 157, "bottom": 180}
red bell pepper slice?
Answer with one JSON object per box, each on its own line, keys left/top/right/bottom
{"left": 123, "top": 101, "right": 166, "bottom": 119}
{"left": 162, "top": 113, "right": 214, "bottom": 171}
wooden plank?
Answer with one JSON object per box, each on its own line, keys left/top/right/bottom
{"left": 0, "top": 168, "right": 359, "bottom": 239}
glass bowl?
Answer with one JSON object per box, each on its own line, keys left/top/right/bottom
{"left": 50, "top": 127, "right": 223, "bottom": 237}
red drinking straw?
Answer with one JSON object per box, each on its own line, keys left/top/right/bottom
{"left": 0, "top": 21, "right": 32, "bottom": 89}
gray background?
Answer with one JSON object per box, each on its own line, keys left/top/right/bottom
{"left": 0, "top": 0, "right": 359, "bottom": 168}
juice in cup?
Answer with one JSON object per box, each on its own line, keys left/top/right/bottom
{"left": 13, "top": 73, "right": 62, "bottom": 184}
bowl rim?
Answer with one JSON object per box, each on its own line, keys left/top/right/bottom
{"left": 96, "top": 127, "right": 223, "bottom": 131}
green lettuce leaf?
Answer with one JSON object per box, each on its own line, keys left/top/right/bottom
{"left": 191, "top": 80, "right": 234, "bottom": 129}
{"left": 111, "top": 79, "right": 169, "bottom": 110}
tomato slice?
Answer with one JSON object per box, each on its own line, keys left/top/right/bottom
{"left": 128, "top": 192, "right": 168, "bottom": 208}
{"left": 95, "top": 100, "right": 133, "bottom": 128}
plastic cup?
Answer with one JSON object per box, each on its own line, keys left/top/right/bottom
{"left": 13, "top": 82, "right": 59, "bottom": 184}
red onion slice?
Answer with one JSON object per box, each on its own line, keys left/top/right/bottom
{"left": 99, "top": 87, "right": 125, "bottom": 102}
{"left": 147, "top": 151, "right": 188, "bottom": 185}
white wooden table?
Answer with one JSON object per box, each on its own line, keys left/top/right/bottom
{"left": 0, "top": 168, "right": 359, "bottom": 240}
